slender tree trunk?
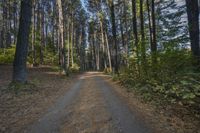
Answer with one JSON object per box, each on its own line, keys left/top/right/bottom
{"left": 151, "top": 0, "right": 157, "bottom": 63}
{"left": 123, "top": 0, "right": 129, "bottom": 64}
{"left": 109, "top": 0, "right": 118, "bottom": 73}
{"left": 92, "top": 31, "right": 97, "bottom": 70}
{"left": 67, "top": 19, "right": 70, "bottom": 68}
{"left": 100, "top": 18, "right": 107, "bottom": 69}
{"left": 120, "top": 19, "right": 125, "bottom": 49}
{"left": 105, "top": 31, "right": 112, "bottom": 72}
{"left": 147, "top": 0, "right": 153, "bottom": 49}
{"left": 13, "top": 0, "right": 32, "bottom": 83}
{"left": 32, "top": 0, "right": 36, "bottom": 66}
{"left": 71, "top": 18, "right": 74, "bottom": 68}
{"left": 56, "top": 0, "right": 67, "bottom": 74}
{"left": 13, "top": 0, "right": 17, "bottom": 45}
{"left": 94, "top": 31, "right": 100, "bottom": 71}
{"left": 132, "top": 0, "right": 138, "bottom": 47}
{"left": 140, "top": 0, "right": 146, "bottom": 70}
{"left": 186, "top": 0, "right": 200, "bottom": 60}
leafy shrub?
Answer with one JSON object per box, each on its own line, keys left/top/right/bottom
{"left": 103, "top": 67, "right": 112, "bottom": 74}
{"left": 70, "top": 63, "right": 80, "bottom": 73}
{"left": 0, "top": 46, "right": 15, "bottom": 64}
{"left": 118, "top": 49, "right": 200, "bottom": 107}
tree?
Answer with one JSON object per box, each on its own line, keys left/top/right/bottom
{"left": 185, "top": 0, "right": 200, "bottom": 60}
{"left": 132, "top": 0, "right": 138, "bottom": 48}
{"left": 108, "top": 0, "right": 119, "bottom": 74}
{"left": 151, "top": 0, "right": 157, "bottom": 63}
{"left": 56, "top": 0, "right": 67, "bottom": 75}
{"left": 13, "top": 0, "right": 32, "bottom": 83}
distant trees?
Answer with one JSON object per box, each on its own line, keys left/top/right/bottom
{"left": 13, "top": 0, "right": 32, "bottom": 83}
{"left": 0, "top": 0, "right": 199, "bottom": 83}
{"left": 0, "top": 0, "right": 20, "bottom": 48}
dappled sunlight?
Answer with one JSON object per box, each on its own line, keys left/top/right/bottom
{"left": 0, "top": 0, "right": 199, "bottom": 132}
{"left": 79, "top": 72, "right": 110, "bottom": 79}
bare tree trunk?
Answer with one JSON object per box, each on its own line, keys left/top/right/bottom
{"left": 140, "top": 0, "right": 146, "bottom": 70}
{"left": 71, "top": 18, "right": 74, "bottom": 68}
{"left": 109, "top": 0, "right": 118, "bottom": 74}
{"left": 67, "top": 19, "right": 70, "bottom": 68}
{"left": 100, "top": 18, "right": 107, "bottom": 69}
{"left": 186, "top": 0, "right": 200, "bottom": 60}
{"left": 132, "top": 0, "right": 138, "bottom": 47}
{"left": 92, "top": 31, "right": 97, "bottom": 70}
{"left": 32, "top": 0, "right": 36, "bottom": 66}
{"left": 13, "top": 0, "right": 32, "bottom": 83}
{"left": 151, "top": 0, "right": 157, "bottom": 63}
{"left": 147, "top": 0, "right": 153, "bottom": 50}
{"left": 56, "top": 0, "right": 67, "bottom": 74}
{"left": 105, "top": 30, "right": 112, "bottom": 72}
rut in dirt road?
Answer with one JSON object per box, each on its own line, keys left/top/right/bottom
{"left": 26, "top": 72, "right": 152, "bottom": 133}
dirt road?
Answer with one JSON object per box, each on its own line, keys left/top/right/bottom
{"left": 25, "top": 72, "right": 152, "bottom": 133}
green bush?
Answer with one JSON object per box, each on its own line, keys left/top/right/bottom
{"left": 118, "top": 49, "right": 200, "bottom": 107}
{"left": 0, "top": 46, "right": 15, "bottom": 64}
{"left": 70, "top": 63, "right": 80, "bottom": 73}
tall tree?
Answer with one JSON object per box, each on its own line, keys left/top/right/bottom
{"left": 132, "top": 0, "right": 138, "bottom": 47}
{"left": 108, "top": 0, "right": 118, "bottom": 74}
{"left": 13, "top": 0, "right": 32, "bottom": 83}
{"left": 56, "top": 0, "right": 67, "bottom": 75}
{"left": 185, "top": 0, "right": 200, "bottom": 60}
{"left": 151, "top": 0, "right": 157, "bottom": 63}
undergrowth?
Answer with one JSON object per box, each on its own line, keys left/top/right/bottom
{"left": 115, "top": 50, "right": 200, "bottom": 117}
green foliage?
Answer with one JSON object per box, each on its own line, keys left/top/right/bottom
{"left": 0, "top": 46, "right": 15, "bottom": 64}
{"left": 118, "top": 49, "right": 200, "bottom": 107}
{"left": 70, "top": 63, "right": 80, "bottom": 73}
{"left": 103, "top": 67, "right": 112, "bottom": 74}
{"left": 43, "top": 49, "right": 59, "bottom": 65}
{"left": 27, "top": 42, "right": 59, "bottom": 65}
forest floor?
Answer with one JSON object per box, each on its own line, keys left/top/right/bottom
{"left": 0, "top": 65, "right": 200, "bottom": 133}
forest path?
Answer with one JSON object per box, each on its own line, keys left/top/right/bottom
{"left": 26, "top": 72, "right": 152, "bottom": 133}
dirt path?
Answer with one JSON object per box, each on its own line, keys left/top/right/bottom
{"left": 1, "top": 67, "right": 199, "bottom": 133}
{"left": 25, "top": 72, "right": 152, "bottom": 133}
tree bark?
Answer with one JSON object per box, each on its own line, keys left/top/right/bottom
{"left": 109, "top": 0, "right": 118, "bottom": 73}
{"left": 13, "top": 0, "right": 32, "bottom": 83}
{"left": 140, "top": 0, "right": 146, "bottom": 67}
{"left": 105, "top": 30, "right": 112, "bottom": 72}
{"left": 56, "top": 0, "right": 67, "bottom": 74}
{"left": 132, "top": 0, "right": 138, "bottom": 47}
{"left": 186, "top": 0, "right": 200, "bottom": 59}
{"left": 151, "top": 0, "right": 157, "bottom": 63}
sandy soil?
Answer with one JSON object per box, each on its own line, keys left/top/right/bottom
{"left": 0, "top": 65, "right": 79, "bottom": 133}
{"left": 103, "top": 77, "right": 200, "bottom": 133}
{"left": 61, "top": 73, "right": 118, "bottom": 133}
{"left": 1, "top": 67, "right": 199, "bottom": 133}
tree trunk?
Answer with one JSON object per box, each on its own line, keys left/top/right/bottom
{"left": 146, "top": 0, "right": 153, "bottom": 50}
{"left": 13, "top": 0, "right": 32, "bottom": 83}
{"left": 140, "top": 0, "right": 146, "bottom": 69}
{"left": 123, "top": 0, "right": 129, "bottom": 64}
{"left": 105, "top": 31, "right": 112, "bottom": 72}
{"left": 186, "top": 0, "right": 200, "bottom": 59}
{"left": 109, "top": 0, "right": 118, "bottom": 74}
{"left": 67, "top": 19, "right": 70, "bottom": 68}
{"left": 100, "top": 18, "right": 107, "bottom": 69}
{"left": 32, "top": 0, "right": 36, "bottom": 66}
{"left": 56, "top": 0, "right": 67, "bottom": 74}
{"left": 71, "top": 18, "right": 74, "bottom": 68}
{"left": 132, "top": 0, "right": 138, "bottom": 47}
{"left": 151, "top": 0, "right": 157, "bottom": 63}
